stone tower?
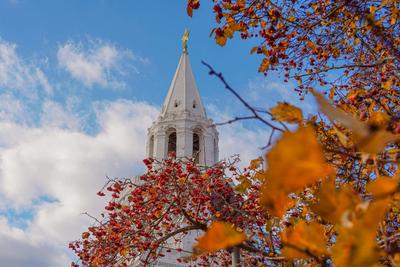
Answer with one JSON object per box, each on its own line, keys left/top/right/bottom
{"left": 146, "top": 33, "right": 219, "bottom": 166}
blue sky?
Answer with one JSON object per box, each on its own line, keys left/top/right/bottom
{"left": 0, "top": 1, "right": 315, "bottom": 266}
{"left": 0, "top": 0, "right": 262, "bottom": 108}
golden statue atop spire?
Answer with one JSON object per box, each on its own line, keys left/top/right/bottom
{"left": 182, "top": 29, "right": 190, "bottom": 54}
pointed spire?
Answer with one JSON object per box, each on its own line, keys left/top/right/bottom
{"left": 161, "top": 33, "right": 206, "bottom": 118}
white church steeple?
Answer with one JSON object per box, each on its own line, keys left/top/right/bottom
{"left": 146, "top": 31, "right": 219, "bottom": 166}
{"left": 161, "top": 51, "right": 207, "bottom": 118}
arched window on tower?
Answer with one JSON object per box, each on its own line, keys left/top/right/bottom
{"left": 168, "top": 131, "right": 177, "bottom": 157}
{"left": 193, "top": 132, "right": 200, "bottom": 163}
{"left": 193, "top": 127, "right": 203, "bottom": 164}
{"left": 149, "top": 135, "right": 154, "bottom": 158}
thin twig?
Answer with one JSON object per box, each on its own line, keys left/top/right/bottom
{"left": 215, "top": 115, "right": 258, "bottom": 126}
{"left": 202, "top": 61, "right": 286, "bottom": 132}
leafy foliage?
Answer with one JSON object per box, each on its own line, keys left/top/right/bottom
{"left": 70, "top": 157, "right": 275, "bottom": 266}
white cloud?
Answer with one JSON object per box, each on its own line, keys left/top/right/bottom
{"left": 207, "top": 104, "right": 270, "bottom": 167}
{"left": 0, "top": 93, "right": 28, "bottom": 124}
{"left": 57, "top": 40, "right": 140, "bottom": 88}
{"left": 247, "top": 76, "right": 317, "bottom": 116}
{"left": 40, "top": 100, "right": 83, "bottom": 131}
{"left": 0, "top": 40, "right": 52, "bottom": 95}
{"left": 0, "top": 217, "right": 67, "bottom": 267}
{"left": 0, "top": 100, "right": 159, "bottom": 266}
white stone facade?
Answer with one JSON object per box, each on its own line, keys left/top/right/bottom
{"left": 146, "top": 51, "right": 219, "bottom": 166}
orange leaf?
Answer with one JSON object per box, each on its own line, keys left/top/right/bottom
{"left": 216, "top": 34, "right": 227, "bottom": 46}
{"left": 307, "top": 41, "right": 316, "bottom": 51}
{"left": 249, "top": 157, "right": 263, "bottom": 170}
{"left": 261, "top": 127, "right": 334, "bottom": 217}
{"left": 258, "top": 58, "right": 270, "bottom": 72}
{"left": 358, "top": 130, "right": 400, "bottom": 155}
{"left": 187, "top": 5, "right": 193, "bottom": 17}
{"left": 250, "top": 46, "right": 258, "bottom": 54}
{"left": 367, "top": 176, "right": 398, "bottom": 197}
{"left": 263, "top": 126, "right": 334, "bottom": 193}
{"left": 312, "top": 90, "right": 400, "bottom": 154}
{"left": 310, "top": 179, "right": 360, "bottom": 224}
{"left": 194, "top": 221, "right": 247, "bottom": 254}
{"left": 369, "top": 111, "right": 390, "bottom": 126}
{"left": 260, "top": 189, "right": 294, "bottom": 217}
{"left": 281, "top": 221, "right": 328, "bottom": 259}
{"left": 224, "top": 25, "right": 235, "bottom": 39}
{"left": 234, "top": 175, "right": 252, "bottom": 193}
{"left": 82, "top": 232, "right": 90, "bottom": 239}
{"left": 270, "top": 102, "right": 303, "bottom": 124}
{"left": 332, "top": 198, "right": 390, "bottom": 267}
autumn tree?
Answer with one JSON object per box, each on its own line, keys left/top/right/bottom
{"left": 70, "top": 157, "right": 284, "bottom": 266}
{"left": 72, "top": 1, "right": 400, "bottom": 266}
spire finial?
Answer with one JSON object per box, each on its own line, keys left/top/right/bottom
{"left": 182, "top": 29, "right": 190, "bottom": 54}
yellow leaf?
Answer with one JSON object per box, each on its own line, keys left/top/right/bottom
{"left": 250, "top": 46, "right": 258, "bottom": 54}
{"left": 270, "top": 102, "right": 303, "bottom": 124}
{"left": 312, "top": 90, "right": 368, "bottom": 136}
{"left": 382, "top": 79, "right": 392, "bottom": 90}
{"left": 310, "top": 179, "right": 360, "bottom": 224}
{"left": 370, "top": 5, "right": 377, "bottom": 14}
{"left": 312, "top": 90, "right": 400, "bottom": 154}
{"left": 258, "top": 58, "right": 270, "bottom": 72}
{"left": 357, "top": 129, "right": 400, "bottom": 155}
{"left": 254, "top": 170, "right": 266, "bottom": 180}
{"left": 224, "top": 25, "right": 235, "bottom": 39}
{"left": 260, "top": 189, "right": 294, "bottom": 217}
{"left": 367, "top": 176, "right": 398, "bottom": 197}
{"left": 281, "top": 221, "right": 328, "bottom": 259}
{"left": 249, "top": 157, "right": 263, "bottom": 170}
{"left": 194, "top": 221, "right": 247, "bottom": 254}
{"left": 333, "top": 125, "right": 352, "bottom": 148}
{"left": 369, "top": 111, "right": 390, "bottom": 126}
{"left": 332, "top": 199, "right": 390, "bottom": 267}
{"left": 120, "top": 247, "right": 129, "bottom": 257}
{"left": 263, "top": 126, "right": 334, "bottom": 194}
{"left": 261, "top": 126, "right": 334, "bottom": 217}
{"left": 332, "top": 47, "right": 341, "bottom": 58}
{"left": 235, "top": 176, "right": 252, "bottom": 193}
